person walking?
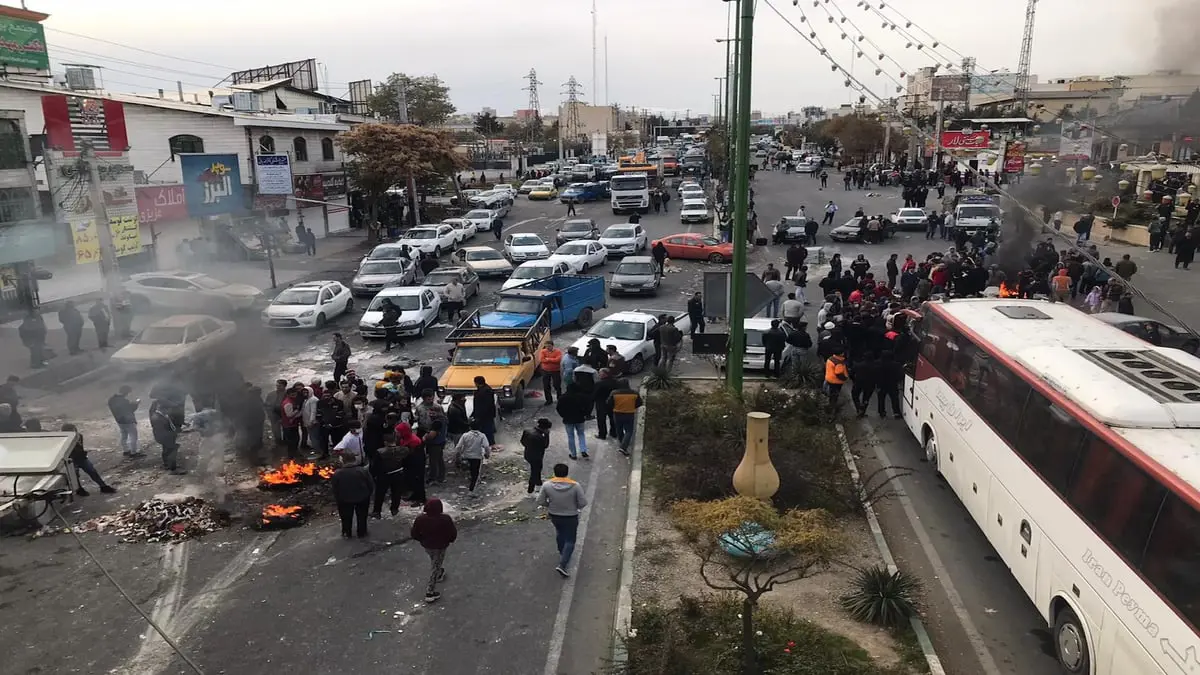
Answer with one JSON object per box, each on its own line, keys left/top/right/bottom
{"left": 1176, "top": 231, "right": 1197, "bottom": 270}
{"left": 18, "top": 309, "right": 47, "bottom": 369}
{"left": 658, "top": 316, "right": 684, "bottom": 372}
{"left": 149, "top": 399, "right": 184, "bottom": 474}
{"left": 472, "top": 376, "right": 498, "bottom": 445}
{"left": 539, "top": 340, "right": 564, "bottom": 404}
{"left": 60, "top": 423, "right": 116, "bottom": 495}
{"left": 537, "top": 463, "right": 589, "bottom": 578}
{"left": 556, "top": 383, "right": 592, "bottom": 459}
{"left": 58, "top": 300, "right": 85, "bottom": 355}
{"left": 821, "top": 201, "right": 838, "bottom": 226}
{"left": 824, "top": 348, "right": 849, "bottom": 409}
{"left": 442, "top": 277, "right": 467, "bottom": 322}
{"left": 686, "top": 292, "right": 705, "bottom": 336}
{"left": 607, "top": 379, "right": 642, "bottom": 456}
{"left": 107, "top": 385, "right": 143, "bottom": 457}
{"left": 876, "top": 351, "right": 904, "bottom": 419}
{"left": 331, "top": 333, "right": 351, "bottom": 384}
{"left": 566, "top": 198, "right": 578, "bottom": 217}
{"left": 453, "top": 420, "right": 490, "bottom": 494}
{"left": 88, "top": 300, "right": 111, "bottom": 349}
{"left": 521, "top": 417, "right": 552, "bottom": 496}
{"left": 1113, "top": 254, "right": 1137, "bottom": 281}
{"left": 411, "top": 498, "right": 457, "bottom": 603}
{"left": 331, "top": 453, "right": 374, "bottom": 538}
{"left": 305, "top": 227, "right": 318, "bottom": 256}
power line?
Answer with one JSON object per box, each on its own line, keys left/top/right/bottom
{"left": 871, "top": 0, "right": 969, "bottom": 62}
{"left": 45, "top": 26, "right": 236, "bottom": 71}
{"left": 49, "top": 43, "right": 228, "bottom": 83}
{"left": 799, "top": 1, "right": 907, "bottom": 95}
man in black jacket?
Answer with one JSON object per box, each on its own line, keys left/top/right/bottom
{"left": 58, "top": 301, "right": 85, "bottom": 355}
{"left": 851, "top": 353, "right": 880, "bottom": 418}
{"left": 108, "top": 385, "right": 143, "bottom": 457}
{"left": 555, "top": 383, "right": 593, "bottom": 459}
{"left": 331, "top": 333, "right": 352, "bottom": 384}
{"left": 876, "top": 351, "right": 904, "bottom": 419}
{"left": 686, "top": 292, "right": 705, "bottom": 336}
{"left": 380, "top": 299, "right": 402, "bottom": 351}
{"left": 785, "top": 243, "right": 807, "bottom": 282}
{"left": 592, "top": 369, "right": 620, "bottom": 440}
{"left": 472, "top": 377, "right": 499, "bottom": 445}
{"left": 761, "top": 320, "right": 787, "bottom": 377}
{"left": 521, "top": 418, "right": 552, "bottom": 493}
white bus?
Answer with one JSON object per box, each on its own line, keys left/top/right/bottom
{"left": 903, "top": 298, "right": 1200, "bottom": 675}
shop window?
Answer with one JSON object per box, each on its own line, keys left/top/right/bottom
{"left": 293, "top": 137, "right": 308, "bottom": 161}
{"left": 321, "top": 137, "right": 335, "bottom": 161}
{"left": 0, "top": 188, "right": 35, "bottom": 224}
{"left": 259, "top": 135, "right": 275, "bottom": 153}
{"left": 168, "top": 134, "right": 204, "bottom": 158}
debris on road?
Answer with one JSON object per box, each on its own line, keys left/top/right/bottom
{"left": 78, "top": 497, "right": 230, "bottom": 542}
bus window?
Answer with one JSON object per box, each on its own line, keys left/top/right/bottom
{"left": 1067, "top": 435, "right": 1165, "bottom": 564}
{"left": 1142, "top": 495, "right": 1200, "bottom": 627}
{"left": 1016, "top": 392, "right": 1086, "bottom": 493}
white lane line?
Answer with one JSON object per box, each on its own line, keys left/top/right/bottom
{"left": 541, "top": 453, "right": 606, "bottom": 675}
{"left": 861, "top": 419, "right": 1003, "bottom": 675}
{"left": 142, "top": 541, "right": 189, "bottom": 642}
{"left": 503, "top": 217, "right": 548, "bottom": 234}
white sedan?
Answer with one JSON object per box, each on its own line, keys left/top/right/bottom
{"left": 262, "top": 280, "right": 353, "bottom": 329}
{"left": 501, "top": 260, "right": 570, "bottom": 292}
{"left": 504, "top": 233, "right": 551, "bottom": 262}
{"left": 358, "top": 287, "right": 442, "bottom": 339}
{"left": 124, "top": 271, "right": 261, "bottom": 315}
{"left": 568, "top": 311, "right": 688, "bottom": 375}
{"left": 441, "top": 218, "right": 476, "bottom": 241}
{"left": 547, "top": 240, "right": 607, "bottom": 274}
{"left": 112, "top": 315, "right": 236, "bottom": 369}
{"left": 402, "top": 225, "right": 459, "bottom": 256}
{"left": 598, "top": 224, "right": 648, "bottom": 258}
{"left": 462, "top": 209, "right": 501, "bottom": 235}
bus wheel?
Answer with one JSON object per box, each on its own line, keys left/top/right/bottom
{"left": 923, "top": 430, "right": 939, "bottom": 472}
{"left": 1054, "top": 606, "right": 1091, "bottom": 674}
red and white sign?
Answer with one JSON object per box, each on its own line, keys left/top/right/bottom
{"left": 136, "top": 185, "right": 189, "bottom": 224}
{"left": 1111, "top": 196, "right": 1122, "bottom": 208}
{"left": 940, "top": 130, "right": 991, "bottom": 150}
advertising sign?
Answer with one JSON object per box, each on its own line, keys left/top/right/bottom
{"left": 321, "top": 172, "right": 347, "bottom": 198}
{"left": 940, "top": 130, "right": 992, "bottom": 150}
{"left": 70, "top": 215, "right": 142, "bottom": 265}
{"left": 255, "top": 154, "right": 293, "bottom": 195}
{"left": 1058, "top": 123, "right": 1094, "bottom": 162}
{"left": 181, "top": 154, "right": 244, "bottom": 217}
{"left": 0, "top": 17, "right": 48, "bottom": 70}
{"left": 293, "top": 174, "right": 325, "bottom": 202}
{"left": 135, "top": 185, "right": 188, "bottom": 224}
{"left": 1004, "top": 141, "right": 1027, "bottom": 174}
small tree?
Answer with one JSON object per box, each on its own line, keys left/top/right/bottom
{"left": 368, "top": 73, "right": 456, "bottom": 126}
{"left": 671, "top": 495, "right": 846, "bottom": 675}
{"left": 337, "top": 123, "right": 468, "bottom": 241}
{"left": 826, "top": 115, "right": 886, "bottom": 165}
{"left": 800, "top": 120, "right": 839, "bottom": 154}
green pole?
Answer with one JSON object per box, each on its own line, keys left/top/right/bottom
{"left": 727, "top": 0, "right": 754, "bottom": 394}
{"left": 726, "top": 4, "right": 740, "bottom": 202}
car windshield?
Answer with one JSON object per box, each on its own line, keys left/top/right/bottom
{"left": 562, "top": 221, "right": 593, "bottom": 232}
{"left": 135, "top": 326, "right": 186, "bottom": 345}
{"left": 189, "top": 275, "right": 226, "bottom": 290}
{"left": 958, "top": 206, "right": 999, "bottom": 219}
{"left": 367, "top": 246, "right": 406, "bottom": 260}
{"left": 522, "top": 180, "right": 542, "bottom": 187}
{"left": 556, "top": 243, "right": 590, "bottom": 255}
{"left": 465, "top": 249, "right": 504, "bottom": 261}
{"left": 422, "top": 271, "right": 459, "bottom": 286}
{"left": 511, "top": 235, "right": 543, "bottom": 247}
{"left": 616, "top": 262, "right": 655, "bottom": 275}
{"left": 368, "top": 295, "right": 420, "bottom": 311}
{"left": 453, "top": 345, "right": 522, "bottom": 366}
{"left": 466, "top": 210, "right": 492, "bottom": 219}
{"left": 898, "top": 209, "right": 924, "bottom": 217}
{"left": 533, "top": 184, "right": 553, "bottom": 191}
{"left": 404, "top": 229, "right": 437, "bottom": 239}
{"left": 273, "top": 289, "right": 320, "bottom": 305}
{"left": 512, "top": 265, "right": 553, "bottom": 279}
{"left": 359, "top": 261, "right": 406, "bottom": 275}
{"left": 495, "top": 297, "right": 543, "bottom": 314}
{"left": 587, "top": 320, "right": 644, "bottom": 341}
{"left": 603, "top": 227, "right": 634, "bottom": 239}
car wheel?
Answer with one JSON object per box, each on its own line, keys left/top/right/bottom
{"left": 434, "top": 246, "right": 442, "bottom": 257}
{"left": 629, "top": 354, "right": 646, "bottom": 374}
{"left": 708, "top": 253, "right": 726, "bottom": 263}
{"left": 577, "top": 307, "right": 594, "bottom": 327}
{"left": 315, "top": 313, "right": 327, "bottom": 328}
{"left": 580, "top": 263, "right": 590, "bottom": 274}
{"left": 1054, "top": 606, "right": 1091, "bottom": 675}
{"left": 346, "top": 298, "right": 355, "bottom": 312}
{"left": 923, "top": 429, "right": 939, "bottom": 473}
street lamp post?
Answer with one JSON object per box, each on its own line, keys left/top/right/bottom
{"left": 716, "top": 35, "right": 738, "bottom": 188}
{"left": 727, "top": 0, "right": 754, "bottom": 394}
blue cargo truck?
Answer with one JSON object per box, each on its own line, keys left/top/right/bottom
{"left": 479, "top": 274, "right": 607, "bottom": 329}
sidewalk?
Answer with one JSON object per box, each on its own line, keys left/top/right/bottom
{"left": 0, "top": 313, "right": 154, "bottom": 392}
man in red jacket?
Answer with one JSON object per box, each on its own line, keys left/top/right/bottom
{"left": 411, "top": 498, "right": 458, "bottom": 603}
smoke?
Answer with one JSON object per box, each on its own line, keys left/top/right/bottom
{"left": 990, "top": 178, "right": 1068, "bottom": 275}
{"left": 1154, "top": 0, "right": 1200, "bottom": 71}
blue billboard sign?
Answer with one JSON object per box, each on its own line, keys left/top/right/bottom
{"left": 181, "top": 153, "right": 244, "bottom": 217}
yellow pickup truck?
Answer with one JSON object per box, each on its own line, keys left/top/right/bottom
{"left": 437, "top": 308, "right": 550, "bottom": 409}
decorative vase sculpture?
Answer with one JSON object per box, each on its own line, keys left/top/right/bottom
{"left": 732, "top": 412, "right": 779, "bottom": 500}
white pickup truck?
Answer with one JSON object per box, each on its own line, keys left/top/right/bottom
{"left": 569, "top": 309, "right": 692, "bottom": 374}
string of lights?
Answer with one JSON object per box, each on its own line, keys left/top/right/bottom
{"left": 797, "top": 0, "right": 908, "bottom": 96}
{"left": 851, "top": 0, "right": 972, "bottom": 73}
{"left": 868, "top": 0, "right": 970, "bottom": 62}
{"left": 816, "top": 0, "right": 921, "bottom": 82}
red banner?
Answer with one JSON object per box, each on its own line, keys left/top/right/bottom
{"left": 1004, "top": 141, "right": 1027, "bottom": 173}
{"left": 293, "top": 174, "right": 324, "bottom": 201}
{"left": 940, "top": 130, "right": 991, "bottom": 150}
{"left": 135, "top": 184, "right": 188, "bottom": 224}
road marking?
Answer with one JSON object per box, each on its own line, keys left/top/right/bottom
{"left": 141, "top": 541, "right": 189, "bottom": 642}
{"left": 503, "top": 217, "right": 548, "bottom": 234}
{"left": 861, "top": 420, "right": 1003, "bottom": 675}
{"left": 118, "top": 533, "right": 280, "bottom": 675}
{"left": 541, "top": 453, "right": 605, "bottom": 675}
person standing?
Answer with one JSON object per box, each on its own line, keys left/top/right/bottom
{"left": 149, "top": 399, "right": 184, "bottom": 474}
{"left": 264, "top": 379, "right": 288, "bottom": 447}
{"left": 305, "top": 227, "right": 318, "bottom": 256}
{"left": 472, "top": 376, "right": 498, "bottom": 445}
{"left": 761, "top": 320, "right": 787, "bottom": 377}
{"left": 607, "top": 379, "right": 642, "bottom": 456}
{"left": 592, "top": 368, "right": 619, "bottom": 440}
{"left": 280, "top": 383, "right": 304, "bottom": 459}
{"left": 60, "top": 423, "right": 116, "bottom": 495}
{"left": 331, "top": 453, "right": 374, "bottom": 538}
{"left": 442, "top": 277, "right": 466, "bottom": 323}
{"left": 107, "top": 385, "right": 143, "bottom": 457}
{"left": 561, "top": 346, "right": 581, "bottom": 389}
{"left": 1113, "top": 254, "right": 1138, "bottom": 281}
{"left": 658, "top": 316, "right": 684, "bottom": 372}
{"left": 58, "top": 300, "right": 85, "bottom": 355}
{"left": 521, "top": 418, "right": 552, "bottom": 496}
{"left": 371, "top": 431, "right": 407, "bottom": 517}
{"left": 537, "top": 463, "right": 589, "bottom": 578}
{"left": 1176, "top": 231, "right": 1196, "bottom": 270}
{"left": 411, "top": 498, "right": 457, "bottom": 603}
{"left": 686, "top": 292, "right": 705, "bottom": 336}
{"left": 380, "top": 299, "right": 401, "bottom": 352}
{"left": 566, "top": 198, "right": 578, "bottom": 217}
{"left": 88, "top": 300, "right": 111, "bottom": 349}
{"left": 539, "top": 340, "right": 564, "bottom": 404}
{"left": 556, "top": 383, "right": 591, "bottom": 460}
{"left": 876, "top": 351, "right": 904, "bottom": 419}
{"left": 453, "top": 421, "right": 491, "bottom": 494}
{"left": 19, "top": 309, "right": 47, "bottom": 369}
{"left": 824, "top": 349, "right": 849, "bottom": 409}
{"left": 331, "top": 333, "right": 351, "bottom": 384}
{"left": 422, "top": 399, "right": 448, "bottom": 485}
{"left": 886, "top": 254, "right": 899, "bottom": 290}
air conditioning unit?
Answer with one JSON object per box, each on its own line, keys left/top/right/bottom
{"left": 231, "top": 92, "right": 261, "bottom": 112}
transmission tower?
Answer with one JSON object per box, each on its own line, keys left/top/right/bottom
{"left": 522, "top": 68, "right": 543, "bottom": 141}
{"left": 563, "top": 76, "right": 584, "bottom": 143}
{"left": 1016, "top": 0, "right": 1038, "bottom": 113}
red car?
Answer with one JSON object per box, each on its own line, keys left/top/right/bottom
{"left": 653, "top": 233, "right": 734, "bottom": 263}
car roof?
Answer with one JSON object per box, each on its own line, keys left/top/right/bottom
{"left": 617, "top": 255, "right": 654, "bottom": 264}
{"left": 287, "top": 281, "right": 337, "bottom": 290}
{"left": 515, "top": 260, "right": 558, "bottom": 268}
{"left": 681, "top": 199, "right": 707, "bottom": 206}
{"left": 131, "top": 270, "right": 204, "bottom": 280}
{"left": 150, "top": 314, "right": 218, "bottom": 327}
{"left": 376, "top": 286, "right": 425, "bottom": 297}
{"left": 425, "top": 266, "right": 467, "bottom": 275}
{"left": 462, "top": 245, "right": 500, "bottom": 252}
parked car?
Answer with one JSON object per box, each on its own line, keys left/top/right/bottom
{"left": 679, "top": 189, "right": 706, "bottom": 204}
{"left": 891, "top": 208, "right": 929, "bottom": 231}
{"left": 351, "top": 258, "right": 416, "bottom": 297}
{"left": 364, "top": 242, "right": 419, "bottom": 264}
{"left": 559, "top": 182, "right": 608, "bottom": 203}
{"left": 771, "top": 216, "right": 810, "bottom": 244}
{"left": 441, "top": 218, "right": 476, "bottom": 242}
{"left": 124, "top": 271, "right": 261, "bottom": 315}
{"left": 547, "top": 240, "right": 608, "bottom": 273}
{"left": 598, "top": 223, "right": 648, "bottom": 257}
{"left": 829, "top": 216, "right": 896, "bottom": 243}
{"left": 458, "top": 245, "right": 513, "bottom": 278}
{"left": 504, "top": 233, "right": 551, "bottom": 262}
{"left": 569, "top": 310, "right": 691, "bottom": 375}
{"left": 501, "top": 260, "right": 571, "bottom": 292}
{"left": 402, "top": 225, "right": 459, "bottom": 256}
{"left": 608, "top": 255, "right": 661, "bottom": 296}
{"left": 112, "top": 314, "right": 235, "bottom": 369}
{"left": 679, "top": 198, "right": 711, "bottom": 224}
{"left": 469, "top": 190, "right": 512, "bottom": 216}
{"left": 420, "top": 266, "right": 480, "bottom": 301}
{"left": 528, "top": 184, "right": 559, "bottom": 201}
{"left": 262, "top": 280, "right": 354, "bottom": 328}
{"left": 1092, "top": 313, "right": 1200, "bottom": 354}
{"left": 556, "top": 218, "right": 600, "bottom": 245}
{"left": 518, "top": 178, "right": 546, "bottom": 194}
{"left": 358, "top": 287, "right": 442, "bottom": 339}
{"left": 652, "top": 233, "right": 734, "bottom": 262}
{"left": 462, "top": 209, "right": 502, "bottom": 235}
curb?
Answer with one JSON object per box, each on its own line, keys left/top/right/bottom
{"left": 836, "top": 422, "right": 946, "bottom": 675}
{"left": 609, "top": 385, "right": 648, "bottom": 668}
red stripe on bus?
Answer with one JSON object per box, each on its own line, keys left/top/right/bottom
{"left": 930, "top": 303, "right": 1200, "bottom": 512}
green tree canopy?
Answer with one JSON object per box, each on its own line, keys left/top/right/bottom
{"left": 826, "top": 115, "right": 886, "bottom": 160}
{"left": 474, "top": 111, "right": 503, "bottom": 136}
{"left": 367, "top": 73, "right": 456, "bottom": 126}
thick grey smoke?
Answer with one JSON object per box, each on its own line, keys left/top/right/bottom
{"left": 990, "top": 177, "right": 1071, "bottom": 275}
{"left": 1154, "top": 0, "right": 1200, "bottom": 71}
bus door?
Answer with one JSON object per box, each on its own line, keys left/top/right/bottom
{"left": 986, "top": 480, "right": 1040, "bottom": 601}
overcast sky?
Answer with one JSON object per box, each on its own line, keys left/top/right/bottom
{"left": 36, "top": 0, "right": 1179, "bottom": 118}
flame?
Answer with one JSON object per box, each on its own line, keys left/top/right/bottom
{"left": 998, "top": 281, "right": 1019, "bottom": 298}
{"left": 261, "top": 504, "right": 303, "bottom": 525}
{"left": 258, "top": 460, "right": 335, "bottom": 486}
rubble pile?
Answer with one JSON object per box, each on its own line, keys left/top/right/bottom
{"left": 79, "top": 497, "right": 230, "bottom": 542}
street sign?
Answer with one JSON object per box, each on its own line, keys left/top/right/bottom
{"left": 702, "top": 271, "right": 776, "bottom": 319}
{"left": 1111, "top": 196, "right": 1121, "bottom": 208}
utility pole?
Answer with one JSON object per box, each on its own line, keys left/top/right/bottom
{"left": 591, "top": 0, "right": 599, "bottom": 104}
{"left": 728, "top": 0, "right": 754, "bottom": 395}
{"left": 726, "top": 6, "right": 741, "bottom": 200}
{"left": 80, "top": 141, "right": 120, "bottom": 308}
